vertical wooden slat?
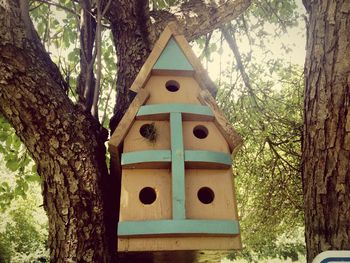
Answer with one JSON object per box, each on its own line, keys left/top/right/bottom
{"left": 170, "top": 112, "right": 186, "bottom": 219}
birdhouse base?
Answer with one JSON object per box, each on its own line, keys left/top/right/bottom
{"left": 118, "top": 236, "right": 241, "bottom": 252}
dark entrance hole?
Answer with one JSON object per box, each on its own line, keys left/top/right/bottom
{"left": 193, "top": 125, "right": 209, "bottom": 139}
{"left": 139, "top": 123, "right": 157, "bottom": 141}
{"left": 165, "top": 80, "right": 180, "bottom": 92}
{"left": 197, "top": 187, "right": 215, "bottom": 204}
{"left": 139, "top": 187, "right": 157, "bottom": 205}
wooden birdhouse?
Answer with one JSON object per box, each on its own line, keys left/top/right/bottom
{"left": 109, "top": 22, "right": 243, "bottom": 252}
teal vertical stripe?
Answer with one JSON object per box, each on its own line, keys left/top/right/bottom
{"left": 170, "top": 112, "right": 186, "bottom": 219}
{"left": 137, "top": 104, "right": 213, "bottom": 117}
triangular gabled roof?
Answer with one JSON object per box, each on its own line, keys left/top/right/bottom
{"left": 109, "top": 22, "right": 242, "bottom": 156}
{"left": 129, "top": 22, "right": 217, "bottom": 96}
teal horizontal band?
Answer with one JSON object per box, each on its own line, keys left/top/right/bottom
{"left": 137, "top": 104, "right": 213, "bottom": 117}
{"left": 185, "top": 150, "right": 232, "bottom": 166}
{"left": 121, "top": 150, "right": 232, "bottom": 166}
{"left": 121, "top": 150, "right": 171, "bottom": 165}
{"left": 118, "top": 219, "right": 239, "bottom": 236}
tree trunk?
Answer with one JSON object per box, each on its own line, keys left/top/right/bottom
{"left": 0, "top": 2, "right": 111, "bottom": 262}
{"left": 302, "top": 0, "right": 350, "bottom": 262}
{"left": 108, "top": 0, "right": 153, "bottom": 132}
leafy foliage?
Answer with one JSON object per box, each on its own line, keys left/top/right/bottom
{"left": 215, "top": 37, "right": 305, "bottom": 263}
{"left": 0, "top": 115, "right": 39, "bottom": 211}
{"left": 0, "top": 161, "right": 48, "bottom": 263}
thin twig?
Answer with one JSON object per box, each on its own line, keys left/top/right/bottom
{"left": 101, "top": 74, "right": 116, "bottom": 127}
{"left": 33, "top": 0, "right": 79, "bottom": 17}
{"left": 91, "top": 0, "right": 102, "bottom": 120}
{"left": 222, "top": 24, "right": 261, "bottom": 110}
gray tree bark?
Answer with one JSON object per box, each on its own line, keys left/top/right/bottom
{"left": 303, "top": 0, "right": 350, "bottom": 262}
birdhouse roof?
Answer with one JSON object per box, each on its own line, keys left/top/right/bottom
{"left": 109, "top": 22, "right": 242, "bottom": 156}
{"left": 129, "top": 21, "right": 217, "bottom": 96}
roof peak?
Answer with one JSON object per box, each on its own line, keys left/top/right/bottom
{"left": 129, "top": 22, "right": 217, "bottom": 96}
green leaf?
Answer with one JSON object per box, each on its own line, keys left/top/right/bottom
{"left": 6, "top": 159, "right": 19, "bottom": 172}
{"left": 25, "top": 174, "right": 41, "bottom": 183}
{"left": 0, "top": 131, "right": 7, "bottom": 141}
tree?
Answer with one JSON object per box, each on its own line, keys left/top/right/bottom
{"left": 0, "top": 0, "right": 252, "bottom": 261}
{"left": 302, "top": 0, "right": 350, "bottom": 262}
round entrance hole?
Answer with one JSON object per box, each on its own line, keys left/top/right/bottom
{"left": 165, "top": 80, "right": 180, "bottom": 92}
{"left": 197, "top": 187, "right": 215, "bottom": 204}
{"left": 139, "top": 187, "right": 157, "bottom": 205}
{"left": 193, "top": 125, "right": 209, "bottom": 139}
{"left": 139, "top": 123, "right": 157, "bottom": 141}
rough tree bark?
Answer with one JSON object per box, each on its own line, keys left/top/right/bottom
{"left": 0, "top": 1, "right": 110, "bottom": 262}
{"left": 0, "top": 0, "right": 251, "bottom": 262}
{"left": 302, "top": 0, "right": 350, "bottom": 262}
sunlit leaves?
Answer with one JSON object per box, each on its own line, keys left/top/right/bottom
{"left": 0, "top": 185, "right": 48, "bottom": 262}
{"left": 217, "top": 63, "right": 305, "bottom": 261}
{"left": 0, "top": 115, "right": 38, "bottom": 211}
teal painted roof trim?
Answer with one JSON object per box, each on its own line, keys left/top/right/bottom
{"left": 137, "top": 104, "right": 213, "bottom": 117}
{"left": 121, "top": 150, "right": 231, "bottom": 167}
{"left": 118, "top": 219, "right": 240, "bottom": 236}
{"left": 153, "top": 38, "right": 194, "bottom": 71}
{"left": 185, "top": 150, "right": 232, "bottom": 166}
{"left": 121, "top": 150, "right": 171, "bottom": 165}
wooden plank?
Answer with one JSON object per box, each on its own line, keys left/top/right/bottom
{"left": 137, "top": 104, "right": 213, "bottom": 117}
{"left": 185, "top": 169, "right": 238, "bottom": 220}
{"left": 170, "top": 112, "right": 186, "bottom": 219}
{"left": 119, "top": 169, "right": 172, "bottom": 221}
{"left": 123, "top": 120, "right": 171, "bottom": 153}
{"left": 108, "top": 89, "right": 150, "bottom": 155}
{"left": 118, "top": 219, "right": 240, "bottom": 236}
{"left": 129, "top": 26, "right": 173, "bottom": 93}
{"left": 122, "top": 162, "right": 171, "bottom": 169}
{"left": 184, "top": 150, "right": 232, "bottom": 167}
{"left": 144, "top": 75, "right": 202, "bottom": 106}
{"left": 121, "top": 150, "right": 171, "bottom": 166}
{"left": 182, "top": 121, "right": 231, "bottom": 154}
{"left": 118, "top": 235, "right": 242, "bottom": 251}
{"left": 198, "top": 90, "right": 243, "bottom": 154}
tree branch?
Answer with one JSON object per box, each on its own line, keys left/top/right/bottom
{"left": 222, "top": 24, "right": 261, "bottom": 109}
{"left": 91, "top": 0, "right": 102, "bottom": 119}
{"left": 150, "top": 0, "right": 252, "bottom": 42}
{"left": 33, "top": 0, "right": 79, "bottom": 17}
